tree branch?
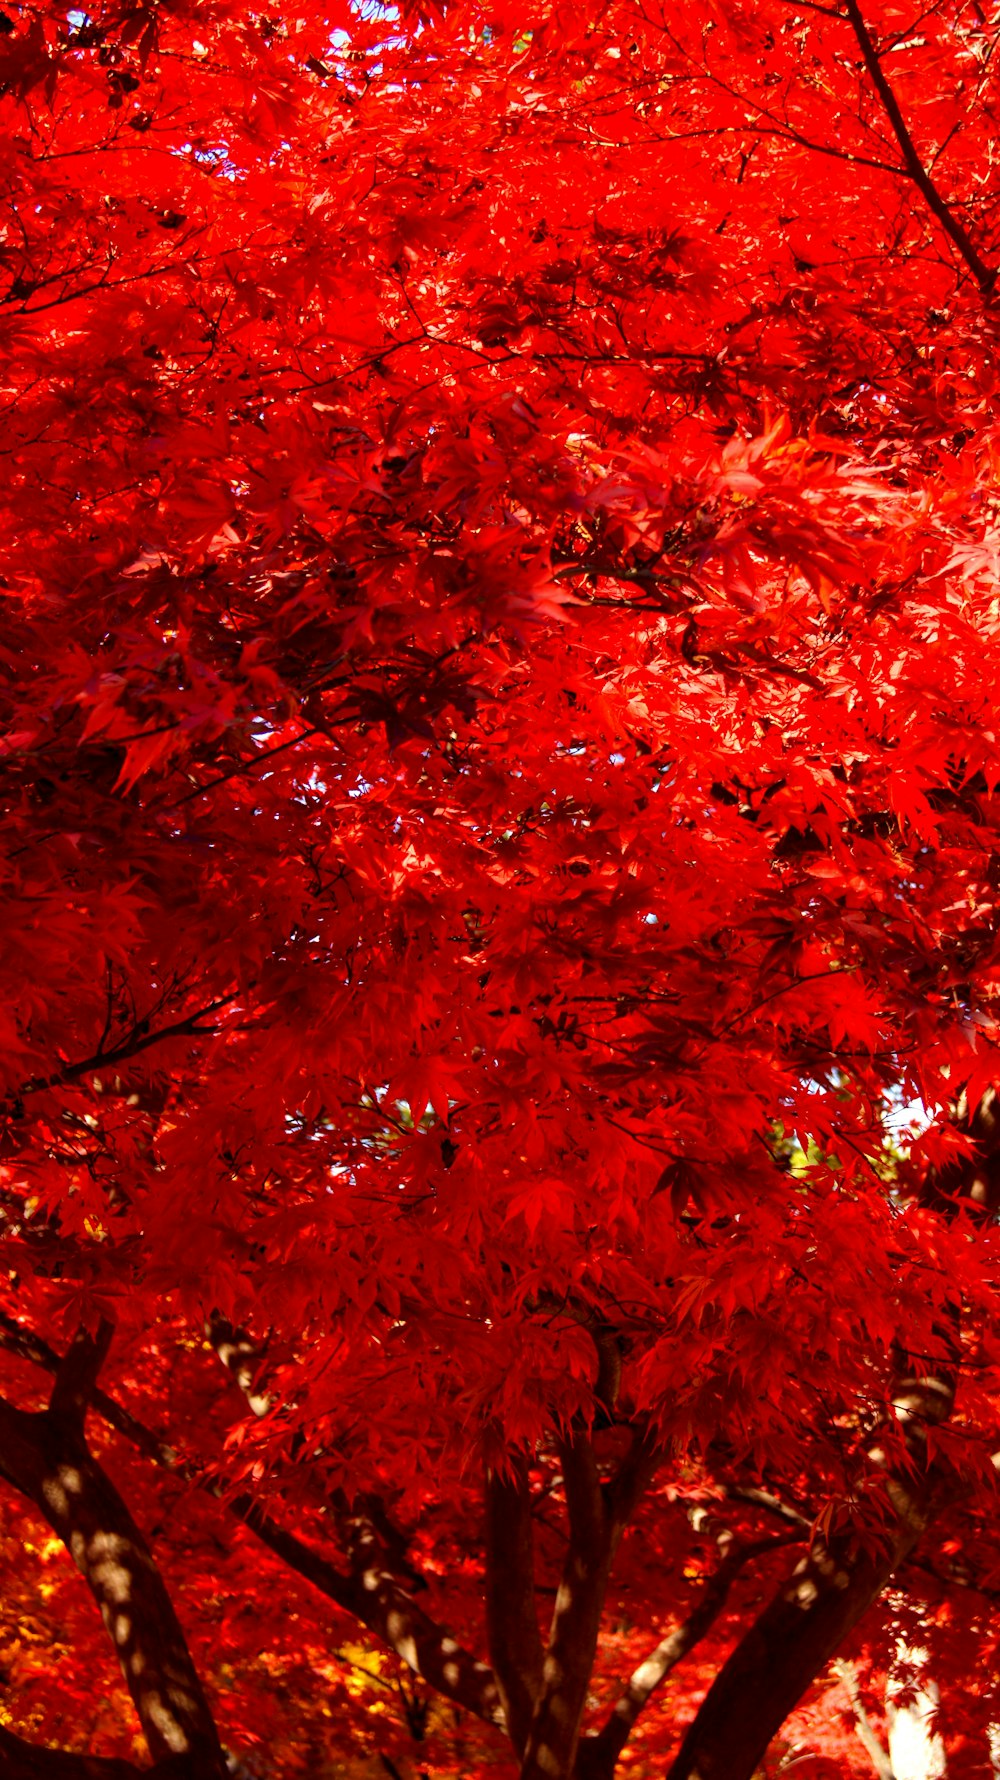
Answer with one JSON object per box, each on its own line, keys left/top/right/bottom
{"left": 661, "top": 1531, "right": 915, "bottom": 1780}
{"left": 842, "top": 0, "right": 996, "bottom": 293}
{"left": 12, "top": 996, "right": 238, "bottom": 1104}
{"left": 577, "top": 1534, "right": 801, "bottom": 1780}
{"left": 722, "top": 1483, "right": 812, "bottom": 1530}
{"left": 663, "top": 1354, "right": 954, "bottom": 1780}
{"left": 833, "top": 1659, "right": 896, "bottom": 1780}
{"left": 519, "top": 1428, "right": 659, "bottom": 1780}
{"left": 240, "top": 1491, "right": 505, "bottom": 1728}
{"left": 0, "top": 1390, "right": 226, "bottom": 1776}
{"left": 49, "top": 1320, "right": 114, "bottom": 1426}
{"left": 518, "top": 1439, "right": 613, "bottom": 1780}
{"left": 0, "top": 1724, "right": 146, "bottom": 1779}
{"left": 604, "top": 1426, "right": 661, "bottom": 1535}
{"left": 205, "top": 1311, "right": 273, "bottom": 1417}
{"left": 0, "top": 1723, "right": 227, "bottom": 1779}
{"left": 0, "top": 1313, "right": 506, "bottom": 1734}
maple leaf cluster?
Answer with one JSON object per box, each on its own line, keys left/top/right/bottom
{"left": 2, "top": 0, "right": 1000, "bottom": 1777}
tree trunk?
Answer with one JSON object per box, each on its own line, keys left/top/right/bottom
{"left": 485, "top": 1459, "right": 545, "bottom": 1756}
{"left": 575, "top": 1535, "right": 800, "bottom": 1780}
{"left": 0, "top": 1310, "right": 507, "bottom": 1737}
{"left": 664, "top": 1345, "right": 956, "bottom": 1780}
{"left": 663, "top": 1533, "right": 919, "bottom": 1780}
{"left": 518, "top": 1534, "right": 615, "bottom": 1780}
{"left": 0, "top": 1336, "right": 226, "bottom": 1778}
{"left": 517, "top": 1430, "right": 659, "bottom": 1780}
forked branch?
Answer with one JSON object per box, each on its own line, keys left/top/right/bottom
{"left": 578, "top": 1532, "right": 802, "bottom": 1780}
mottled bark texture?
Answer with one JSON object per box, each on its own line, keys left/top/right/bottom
{"left": 0, "top": 1328, "right": 227, "bottom": 1779}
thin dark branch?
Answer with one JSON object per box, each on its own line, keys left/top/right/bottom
{"left": 842, "top": 0, "right": 996, "bottom": 293}
{"left": 162, "top": 726, "right": 321, "bottom": 809}
{"left": 13, "top": 995, "right": 238, "bottom": 1101}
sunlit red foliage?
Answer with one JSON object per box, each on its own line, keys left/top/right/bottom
{"left": 3, "top": 1, "right": 1000, "bottom": 1776}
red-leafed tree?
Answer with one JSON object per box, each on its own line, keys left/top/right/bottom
{"left": 3, "top": 1, "right": 1000, "bottom": 1776}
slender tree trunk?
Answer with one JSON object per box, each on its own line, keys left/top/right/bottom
{"left": 663, "top": 1342, "right": 956, "bottom": 1780}
{"left": 516, "top": 1429, "right": 659, "bottom": 1780}
{"left": 0, "top": 1331, "right": 227, "bottom": 1777}
{"left": 0, "top": 1310, "right": 507, "bottom": 1736}
{"left": 575, "top": 1534, "right": 801, "bottom": 1780}
{"left": 485, "top": 1459, "right": 545, "bottom": 1756}
{"left": 517, "top": 1438, "right": 615, "bottom": 1780}
{"left": 519, "top": 1536, "right": 615, "bottom": 1780}
{"left": 664, "top": 1528, "right": 921, "bottom": 1780}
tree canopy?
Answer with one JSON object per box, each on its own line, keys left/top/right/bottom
{"left": 3, "top": 1, "right": 1000, "bottom": 1776}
